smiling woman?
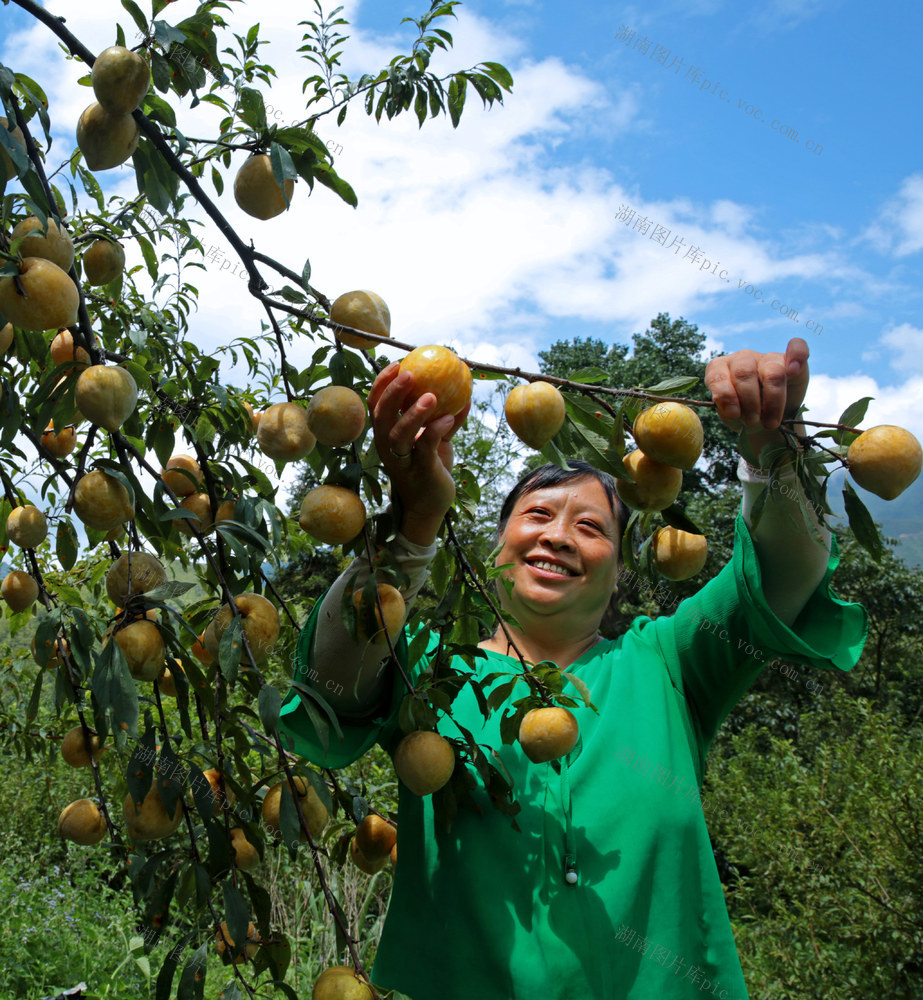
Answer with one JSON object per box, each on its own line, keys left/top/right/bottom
{"left": 480, "top": 461, "right": 626, "bottom": 669}
{"left": 277, "top": 340, "right": 868, "bottom": 1000}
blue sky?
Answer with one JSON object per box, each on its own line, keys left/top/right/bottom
{"left": 2, "top": 0, "right": 922, "bottom": 504}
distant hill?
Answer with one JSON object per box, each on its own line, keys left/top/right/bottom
{"left": 826, "top": 467, "right": 923, "bottom": 568}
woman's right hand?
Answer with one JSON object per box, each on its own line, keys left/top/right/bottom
{"left": 366, "top": 363, "right": 470, "bottom": 545}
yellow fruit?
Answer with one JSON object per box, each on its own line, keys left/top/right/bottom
{"left": 0, "top": 323, "right": 12, "bottom": 353}
{"left": 174, "top": 493, "right": 214, "bottom": 537}
{"left": 191, "top": 631, "right": 213, "bottom": 666}
{"left": 41, "top": 422, "right": 78, "bottom": 459}
{"left": 0, "top": 116, "right": 25, "bottom": 180}
{"left": 160, "top": 454, "right": 202, "bottom": 497}
{"left": 615, "top": 449, "right": 683, "bottom": 512}
{"left": 241, "top": 400, "right": 260, "bottom": 434}
{"left": 651, "top": 526, "right": 708, "bottom": 581}
{"left": 105, "top": 552, "right": 167, "bottom": 605}
{"left": 158, "top": 661, "right": 183, "bottom": 697}
{"left": 306, "top": 385, "right": 367, "bottom": 446}
{"left": 75, "top": 365, "right": 138, "bottom": 431}
{"left": 261, "top": 776, "right": 328, "bottom": 841}
{"left": 215, "top": 499, "right": 237, "bottom": 525}
{"left": 355, "top": 814, "right": 397, "bottom": 859}
{"left": 518, "top": 706, "right": 579, "bottom": 763}
{"left": 32, "top": 633, "right": 68, "bottom": 668}
{"left": 312, "top": 968, "right": 373, "bottom": 1000}
{"left": 397, "top": 345, "right": 472, "bottom": 419}
{"left": 234, "top": 154, "right": 294, "bottom": 219}
{"left": 0, "top": 258, "right": 79, "bottom": 331}
{"left": 299, "top": 485, "right": 366, "bottom": 545}
{"left": 50, "top": 329, "right": 91, "bottom": 370}
{"left": 229, "top": 827, "right": 261, "bottom": 870}
{"left": 349, "top": 835, "right": 388, "bottom": 875}
{"left": 92, "top": 45, "right": 150, "bottom": 115}
{"left": 82, "top": 239, "right": 125, "bottom": 285}
{"left": 123, "top": 785, "right": 183, "bottom": 840}
{"left": 504, "top": 381, "right": 566, "bottom": 449}
{"left": 329, "top": 290, "right": 391, "bottom": 350}
{"left": 393, "top": 730, "right": 454, "bottom": 796}
{"left": 200, "top": 769, "right": 235, "bottom": 816}
{"left": 11, "top": 216, "right": 75, "bottom": 272}
{"left": 61, "top": 726, "right": 105, "bottom": 767}
{"left": 632, "top": 402, "right": 704, "bottom": 470}
{"left": 1, "top": 570, "right": 39, "bottom": 611}
{"left": 76, "top": 102, "right": 140, "bottom": 170}
{"left": 6, "top": 505, "right": 47, "bottom": 549}
{"left": 58, "top": 799, "right": 107, "bottom": 845}
{"left": 205, "top": 593, "right": 280, "bottom": 666}
{"left": 390, "top": 842, "right": 397, "bottom": 867}
{"left": 73, "top": 469, "right": 134, "bottom": 530}
{"left": 215, "top": 920, "right": 260, "bottom": 964}
{"left": 115, "top": 619, "right": 165, "bottom": 681}
{"left": 257, "top": 402, "right": 315, "bottom": 462}
{"left": 352, "top": 583, "right": 405, "bottom": 645}
{"left": 847, "top": 425, "right": 923, "bottom": 501}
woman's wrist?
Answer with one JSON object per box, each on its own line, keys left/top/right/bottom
{"left": 399, "top": 509, "right": 447, "bottom": 547}
{"left": 742, "top": 416, "right": 805, "bottom": 469}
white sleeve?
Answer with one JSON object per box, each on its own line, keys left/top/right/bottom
{"left": 308, "top": 532, "right": 438, "bottom": 715}
{"left": 737, "top": 456, "right": 831, "bottom": 627}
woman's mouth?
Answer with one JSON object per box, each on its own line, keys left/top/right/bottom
{"left": 527, "top": 559, "right": 578, "bottom": 578}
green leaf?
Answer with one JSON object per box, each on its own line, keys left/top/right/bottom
{"left": 478, "top": 61, "right": 514, "bottom": 90}
{"left": 308, "top": 161, "right": 357, "bottom": 207}
{"left": 218, "top": 615, "right": 243, "bottom": 682}
{"left": 259, "top": 684, "right": 282, "bottom": 734}
{"left": 222, "top": 882, "right": 251, "bottom": 963}
{"left": 642, "top": 376, "right": 700, "bottom": 394}
{"left": 56, "top": 518, "right": 78, "bottom": 571}
{"left": 565, "top": 366, "right": 610, "bottom": 385}
{"left": 123, "top": 359, "right": 152, "bottom": 393}
{"left": 154, "top": 935, "right": 183, "bottom": 1000}
{"left": 120, "top": 0, "right": 149, "bottom": 38}
{"left": 135, "top": 232, "right": 158, "bottom": 280}
{"left": 177, "top": 943, "right": 207, "bottom": 1000}
{"left": 660, "top": 504, "right": 703, "bottom": 535}
{"left": 301, "top": 257, "right": 312, "bottom": 291}
{"left": 238, "top": 86, "right": 268, "bottom": 130}
{"left": 835, "top": 396, "right": 873, "bottom": 445}
{"left": 843, "top": 480, "right": 882, "bottom": 561}
{"left": 277, "top": 774, "right": 302, "bottom": 855}
{"left": 562, "top": 671, "right": 594, "bottom": 708}
{"left": 447, "top": 73, "right": 466, "bottom": 127}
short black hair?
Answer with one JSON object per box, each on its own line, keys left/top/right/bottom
{"left": 497, "top": 460, "right": 627, "bottom": 547}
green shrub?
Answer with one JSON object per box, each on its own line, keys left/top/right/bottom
{"left": 704, "top": 687, "right": 923, "bottom": 999}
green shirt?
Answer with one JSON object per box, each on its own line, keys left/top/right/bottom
{"left": 277, "top": 513, "right": 867, "bottom": 999}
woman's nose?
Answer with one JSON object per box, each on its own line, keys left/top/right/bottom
{"left": 540, "top": 520, "right": 574, "bottom": 549}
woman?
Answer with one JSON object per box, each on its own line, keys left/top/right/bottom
{"left": 277, "top": 337, "right": 867, "bottom": 1000}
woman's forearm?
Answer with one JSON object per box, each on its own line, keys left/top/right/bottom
{"left": 738, "top": 456, "right": 831, "bottom": 627}
{"left": 300, "top": 532, "right": 438, "bottom": 718}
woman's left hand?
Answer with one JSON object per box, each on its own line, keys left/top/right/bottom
{"left": 704, "top": 338, "right": 810, "bottom": 460}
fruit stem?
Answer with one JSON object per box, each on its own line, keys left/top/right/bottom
{"left": 782, "top": 417, "right": 862, "bottom": 434}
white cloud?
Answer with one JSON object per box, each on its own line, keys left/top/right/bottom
{"left": 805, "top": 373, "right": 923, "bottom": 447}
{"left": 0, "top": 1, "right": 894, "bottom": 413}
{"left": 863, "top": 173, "right": 923, "bottom": 258}
{"left": 879, "top": 323, "right": 923, "bottom": 372}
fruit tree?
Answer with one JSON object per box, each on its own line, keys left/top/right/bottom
{"left": 0, "top": 1, "right": 918, "bottom": 998}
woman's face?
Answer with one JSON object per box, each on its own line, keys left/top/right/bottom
{"left": 494, "top": 477, "right": 622, "bottom": 628}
